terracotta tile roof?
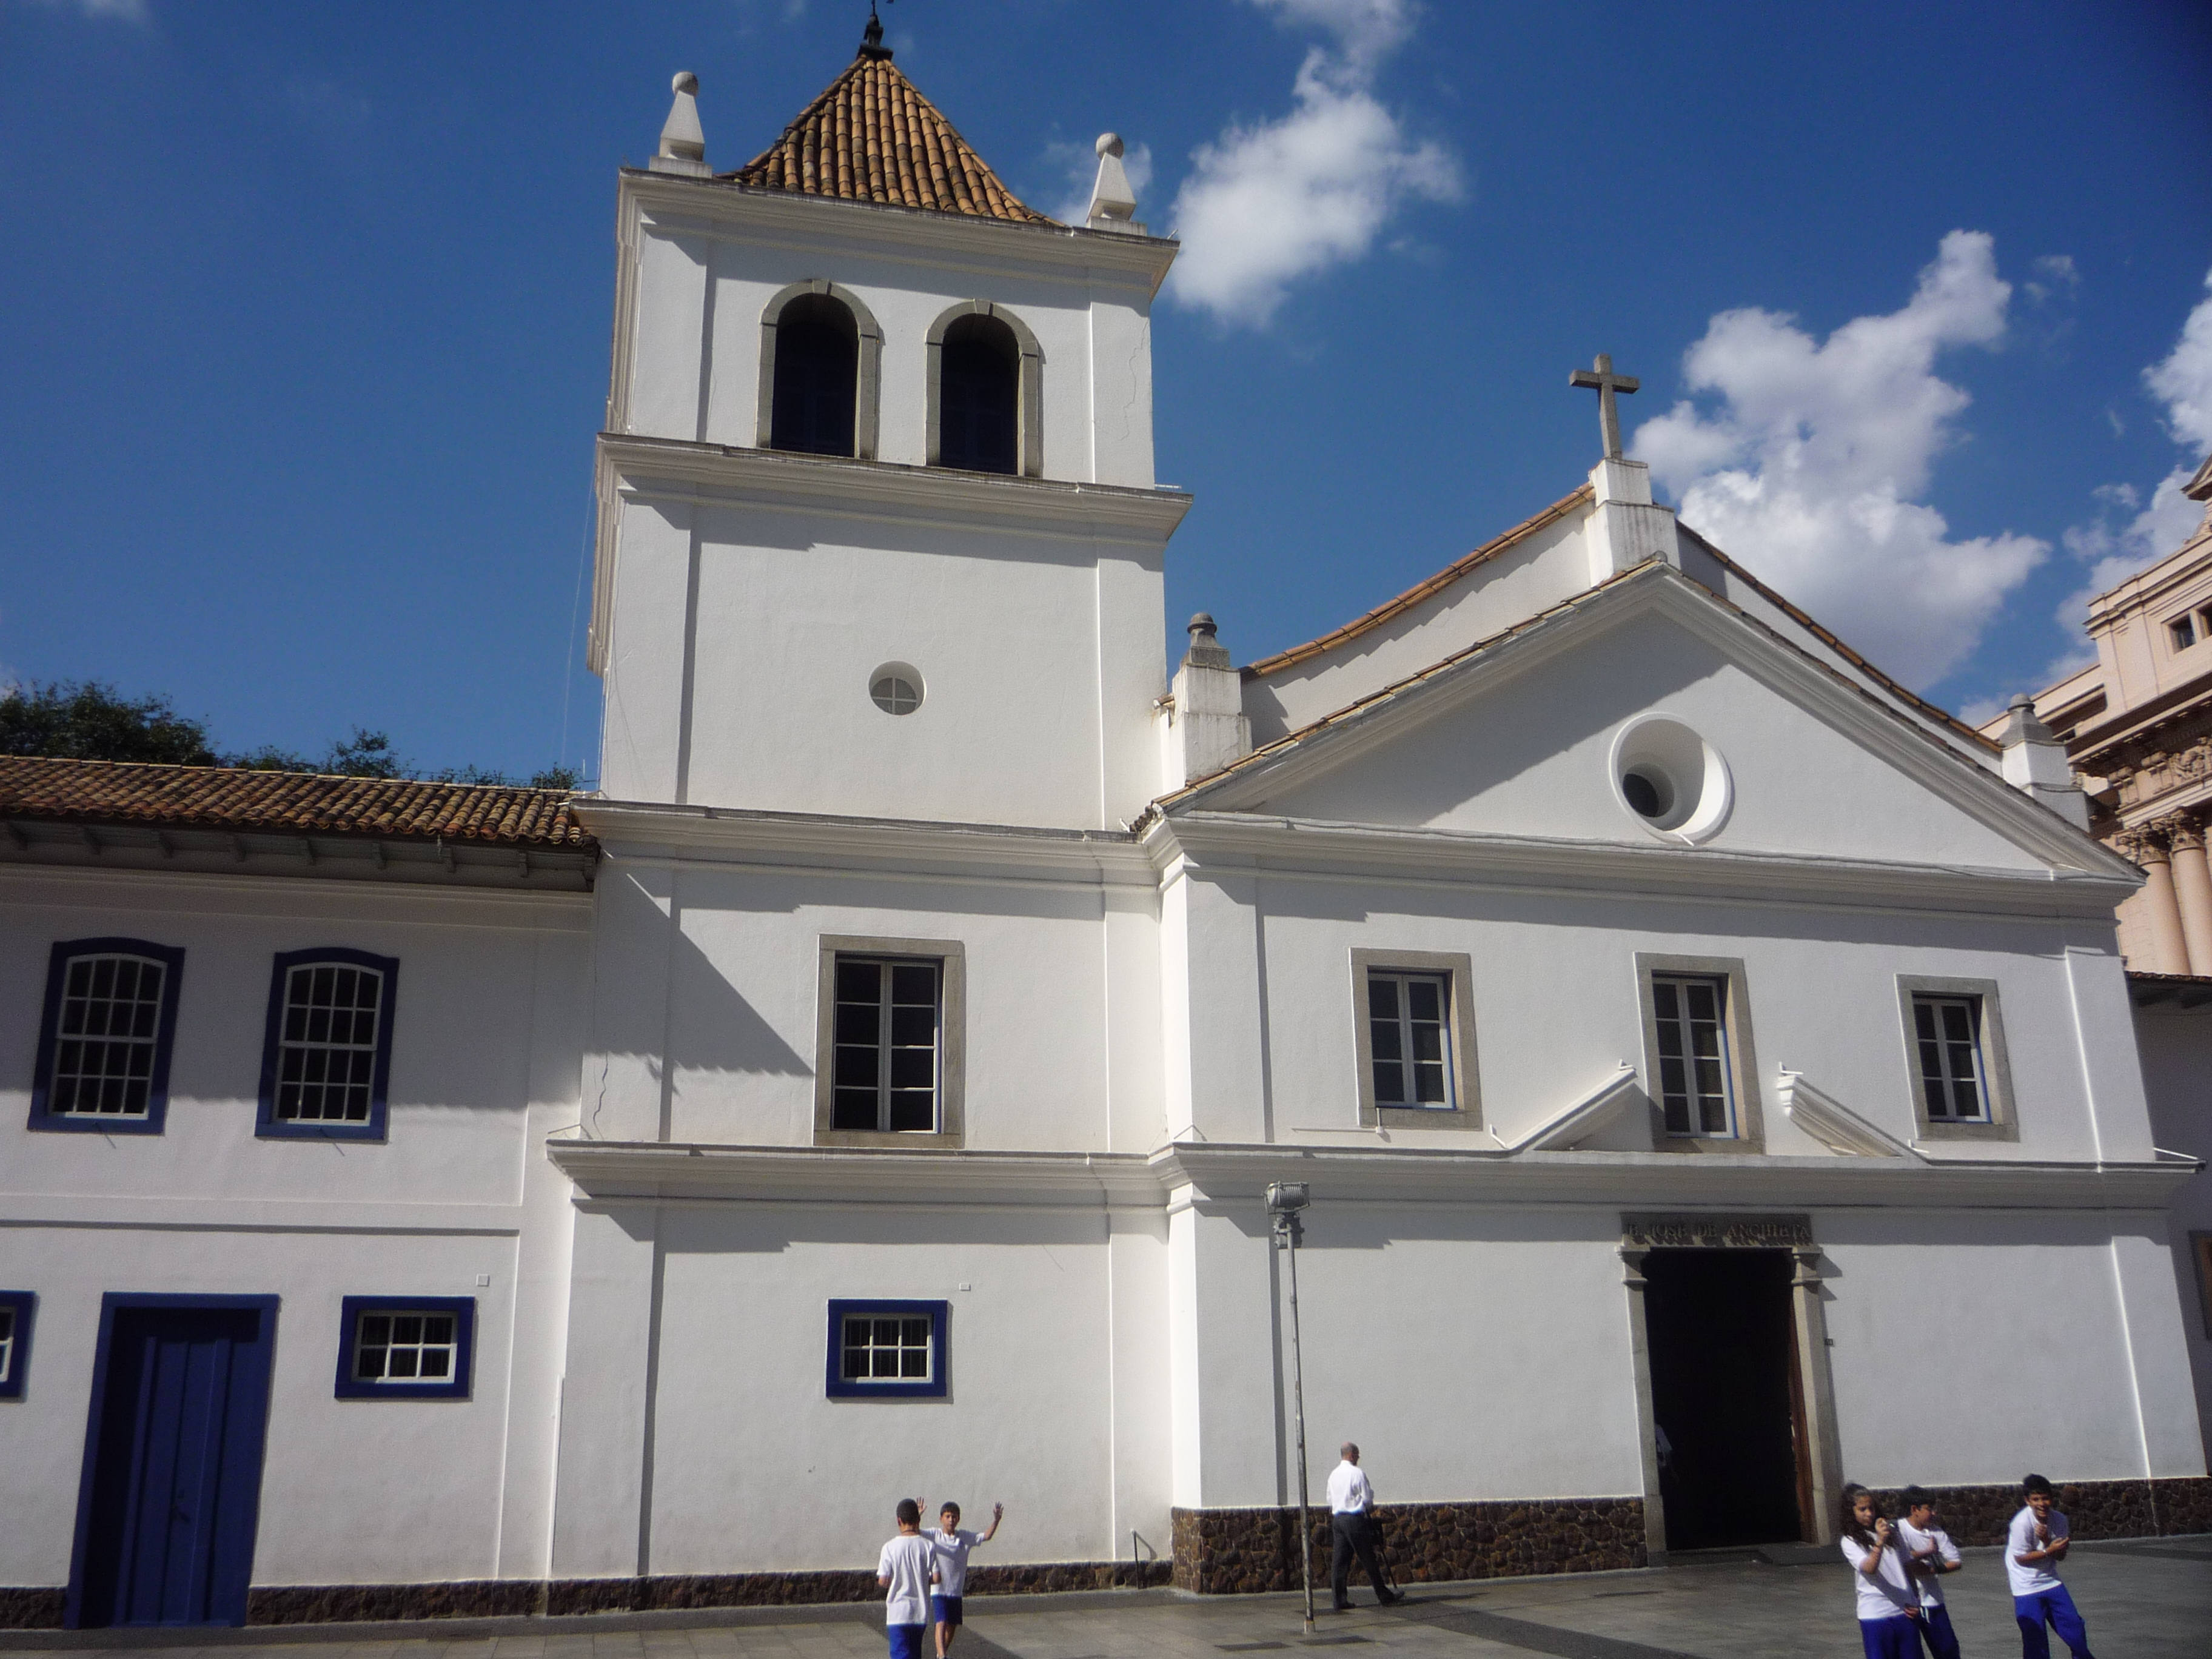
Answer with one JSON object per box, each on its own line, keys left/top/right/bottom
{"left": 1241, "top": 484, "right": 1595, "bottom": 680}
{"left": 0, "top": 756, "right": 594, "bottom": 849}
{"left": 726, "top": 50, "right": 1054, "bottom": 226}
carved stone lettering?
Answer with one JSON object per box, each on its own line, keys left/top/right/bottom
{"left": 1621, "top": 1212, "right": 1814, "bottom": 1249}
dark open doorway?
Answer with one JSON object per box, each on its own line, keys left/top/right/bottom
{"left": 1643, "top": 1248, "right": 1806, "bottom": 1550}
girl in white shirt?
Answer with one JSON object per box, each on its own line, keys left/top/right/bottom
{"left": 1837, "top": 1485, "right": 1923, "bottom": 1659}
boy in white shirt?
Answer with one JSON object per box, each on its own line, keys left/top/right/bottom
{"left": 877, "top": 1499, "right": 936, "bottom": 1659}
{"left": 926, "top": 1500, "right": 1003, "bottom": 1658}
{"left": 1895, "top": 1487, "right": 1962, "bottom": 1659}
{"left": 2006, "top": 1474, "right": 2094, "bottom": 1659}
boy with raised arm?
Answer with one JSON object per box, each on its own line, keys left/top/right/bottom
{"left": 927, "top": 1500, "right": 1002, "bottom": 1658}
{"left": 2007, "top": 1475, "right": 2094, "bottom": 1659}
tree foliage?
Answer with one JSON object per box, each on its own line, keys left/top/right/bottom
{"left": 0, "top": 681, "right": 218, "bottom": 766}
{"left": 1, "top": 681, "right": 583, "bottom": 789}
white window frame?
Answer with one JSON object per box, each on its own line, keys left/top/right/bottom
{"left": 49, "top": 952, "right": 170, "bottom": 1120}
{"left": 814, "top": 936, "right": 965, "bottom": 1148}
{"left": 1349, "top": 950, "right": 1482, "bottom": 1130}
{"left": 352, "top": 1307, "right": 460, "bottom": 1386}
{"left": 1895, "top": 976, "right": 2017, "bottom": 1142}
{"left": 1635, "top": 954, "right": 1765, "bottom": 1152}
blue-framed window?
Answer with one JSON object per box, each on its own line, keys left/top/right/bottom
{"left": 28, "top": 939, "right": 187, "bottom": 1135}
{"left": 0, "top": 1291, "right": 35, "bottom": 1399}
{"left": 825, "top": 1299, "right": 948, "bottom": 1399}
{"left": 257, "top": 949, "right": 399, "bottom": 1142}
{"left": 334, "top": 1296, "right": 474, "bottom": 1399}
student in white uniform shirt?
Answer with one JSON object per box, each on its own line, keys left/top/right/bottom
{"left": 1895, "top": 1486, "right": 1963, "bottom": 1659}
{"left": 926, "top": 1500, "right": 1002, "bottom": 1658}
{"left": 2007, "top": 1474, "right": 2094, "bottom": 1659}
{"left": 877, "top": 1499, "right": 936, "bottom": 1659}
{"left": 1837, "top": 1484, "right": 1923, "bottom": 1659}
{"left": 1324, "top": 1443, "right": 1401, "bottom": 1610}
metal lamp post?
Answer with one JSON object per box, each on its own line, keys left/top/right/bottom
{"left": 1267, "top": 1181, "right": 1316, "bottom": 1634}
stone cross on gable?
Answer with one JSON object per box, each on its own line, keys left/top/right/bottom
{"left": 1569, "top": 354, "right": 1640, "bottom": 461}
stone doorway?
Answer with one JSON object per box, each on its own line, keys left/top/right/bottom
{"left": 1621, "top": 1213, "right": 1843, "bottom": 1563}
{"left": 1641, "top": 1248, "right": 1805, "bottom": 1549}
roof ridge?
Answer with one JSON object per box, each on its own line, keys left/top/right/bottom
{"left": 725, "top": 52, "right": 1054, "bottom": 226}
{"left": 0, "top": 752, "right": 577, "bottom": 797}
{"left": 1241, "top": 483, "right": 1595, "bottom": 680}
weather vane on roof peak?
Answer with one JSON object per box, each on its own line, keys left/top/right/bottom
{"left": 862, "top": 0, "right": 897, "bottom": 59}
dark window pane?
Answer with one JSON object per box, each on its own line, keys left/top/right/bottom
{"left": 835, "top": 1045, "right": 880, "bottom": 1089}
{"left": 420, "top": 1350, "right": 451, "bottom": 1378}
{"left": 834, "top": 1003, "right": 880, "bottom": 1045}
{"left": 836, "top": 960, "right": 880, "bottom": 1002}
{"left": 831, "top": 1089, "right": 879, "bottom": 1130}
{"left": 1406, "top": 979, "right": 1441, "bottom": 1022}
{"left": 890, "top": 1004, "right": 937, "bottom": 1046}
{"left": 890, "top": 964, "right": 937, "bottom": 1004}
{"left": 1413, "top": 1062, "right": 1446, "bottom": 1104}
{"left": 888, "top": 1090, "right": 936, "bottom": 1131}
{"left": 1373, "top": 1060, "right": 1404, "bottom": 1104}
{"left": 1367, "top": 979, "right": 1399, "bottom": 1020}
{"left": 901, "top": 1349, "right": 928, "bottom": 1377}
{"left": 938, "top": 315, "right": 1019, "bottom": 474}
{"left": 890, "top": 1048, "right": 934, "bottom": 1089}
{"left": 770, "top": 296, "right": 859, "bottom": 457}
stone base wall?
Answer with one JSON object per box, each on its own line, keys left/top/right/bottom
{"left": 0, "top": 1589, "right": 65, "bottom": 1631}
{"left": 1170, "top": 1498, "right": 1647, "bottom": 1595}
{"left": 1857, "top": 1476, "right": 2212, "bottom": 1546}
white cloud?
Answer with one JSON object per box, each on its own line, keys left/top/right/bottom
{"left": 2053, "top": 269, "right": 2212, "bottom": 626}
{"left": 2024, "top": 253, "right": 2079, "bottom": 305}
{"left": 1045, "top": 138, "right": 1153, "bottom": 229}
{"left": 1165, "top": 0, "right": 1458, "bottom": 327}
{"left": 1634, "top": 230, "right": 2045, "bottom": 691}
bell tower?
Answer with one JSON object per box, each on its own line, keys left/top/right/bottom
{"left": 586, "top": 33, "right": 1188, "bottom": 830}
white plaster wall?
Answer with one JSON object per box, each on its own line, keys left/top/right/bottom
{"left": 666, "top": 501, "right": 1165, "bottom": 828}
{"left": 584, "top": 858, "right": 1164, "bottom": 1154}
{"left": 1169, "top": 1205, "right": 1647, "bottom": 1510}
{"left": 0, "top": 868, "right": 591, "bottom": 1589}
{"left": 2135, "top": 1004, "right": 2212, "bottom": 1447}
{"left": 630, "top": 1205, "right": 1164, "bottom": 1573}
{"left": 1239, "top": 875, "right": 2122, "bottom": 1162}
{"left": 1253, "top": 612, "right": 2048, "bottom": 873}
{"left": 0, "top": 1227, "right": 526, "bottom": 1588}
{"left": 1818, "top": 1208, "right": 2203, "bottom": 1486}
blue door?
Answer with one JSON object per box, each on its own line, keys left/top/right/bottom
{"left": 68, "top": 1296, "right": 278, "bottom": 1628}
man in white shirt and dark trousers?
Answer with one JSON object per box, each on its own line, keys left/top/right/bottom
{"left": 1325, "top": 1443, "right": 1403, "bottom": 1610}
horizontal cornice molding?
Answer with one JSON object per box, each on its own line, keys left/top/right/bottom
{"left": 573, "top": 799, "right": 1156, "bottom": 886}
{"left": 618, "top": 170, "right": 1180, "bottom": 296}
{"left": 0, "top": 1193, "right": 525, "bottom": 1235}
{"left": 1151, "top": 1142, "right": 2197, "bottom": 1213}
{"left": 547, "top": 1139, "right": 1164, "bottom": 1207}
{"left": 1145, "top": 811, "right": 2137, "bottom": 920}
{"left": 597, "top": 434, "right": 1193, "bottom": 543}
{"left": 541, "top": 1136, "right": 2194, "bottom": 1213}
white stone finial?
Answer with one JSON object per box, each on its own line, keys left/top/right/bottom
{"left": 651, "top": 71, "right": 709, "bottom": 177}
{"left": 1085, "top": 132, "right": 1144, "bottom": 235}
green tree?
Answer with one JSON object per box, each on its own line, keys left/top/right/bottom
{"left": 0, "top": 680, "right": 219, "bottom": 766}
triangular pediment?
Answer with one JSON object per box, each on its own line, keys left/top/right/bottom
{"left": 1162, "top": 564, "right": 2133, "bottom": 881}
{"left": 726, "top": 50, "right": 1053, "bottom": 225}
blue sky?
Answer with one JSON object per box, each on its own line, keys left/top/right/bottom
{"left": 2, "top": 0, "right": 2208, "bottom": 781}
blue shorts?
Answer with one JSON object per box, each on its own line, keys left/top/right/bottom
{"left": 931, "top": 1594, "right": 963, "bottom": 1626}
{"left": 887, "top": 1623, "right": 927, "bottom": 1659}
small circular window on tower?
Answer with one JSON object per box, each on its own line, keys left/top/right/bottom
{"left": 869, "top": 663, "right": 923, "bottom": 716}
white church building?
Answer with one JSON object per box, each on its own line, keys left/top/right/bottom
{"left": 2, "top": 30, "right": 2207, "bottom": 1631}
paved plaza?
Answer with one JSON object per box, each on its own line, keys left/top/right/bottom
{"left": 4, "top": 1540, "right": 2206, "bottom": 1659}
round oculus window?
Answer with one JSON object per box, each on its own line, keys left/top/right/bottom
{"left": 1607, "top": 715, "right": 1732, "bottom": 843}
{"left": 869, "top": 663, "right": 923, "bottom": 716}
